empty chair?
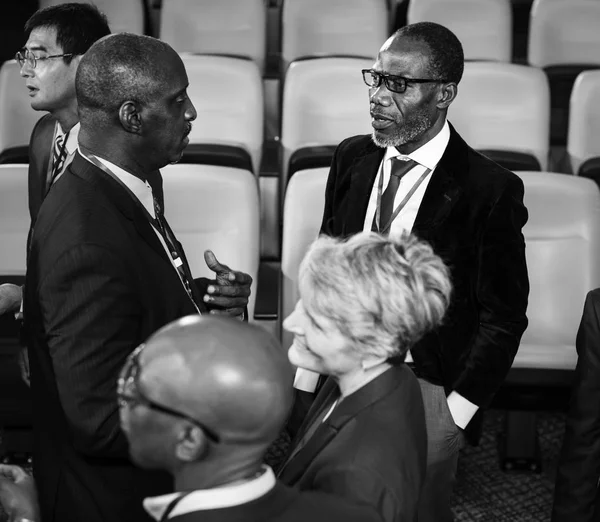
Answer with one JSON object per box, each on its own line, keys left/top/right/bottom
{"left": 0, "top": 164, "right": 29, "bottom": 277}
{"left": 160, "top": 164, "right": 260, "bottom": 319}
{"left": 448, "top": 62, "right": 550, "bottom": 171}
{"left": 180, "top": 54, "right": 263, "bottom": 174}
{"left": 0, "top": 60, "right": 41, "bottom": 164}
{"left": 280, "top": 167, "right": 328, "bottom": 350}
{"left": 528, "top": 0, "right": 600, "bottom": 146}
{"left": 281, "top": 0, "right": 388, "bottom": 73}
{"left": 407, "top": 0, "right": 512, "bottom": 62}
{"left": 567, "top": 70, "right": 600, "bottom": 180}
{"left": 499, "top": 170, "right": 600, "bottom": 470}
{"left": 160, "top": 0, "right": 267, "bottom": 75}
{"left": 38, "top": 0, "right": 144, "bottom": 34}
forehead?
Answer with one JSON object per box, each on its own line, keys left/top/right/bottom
{"left": 25, "top": 26, "right": 61, "bottom": 53}
{"left": 373, "top": 36, "right": 432, "bottom": 77}
{"left": 159, "top": 54, "right": 189, "bottom": 97}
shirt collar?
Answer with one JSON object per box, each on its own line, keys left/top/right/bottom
{"left": 56, "top": 121, "right": 81, "bottom": 156}
{"left": 78, "top": 149, "right": 156, "bottom": 217}
{"left": 143, "top": 465, "right": 276, "bottom": 521}
{"left": 384, "top": 119, "right": 450, "bottom": 170}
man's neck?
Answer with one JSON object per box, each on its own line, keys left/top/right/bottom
{"left": 174, "top": 459, "right": 264, "bottom": 492}
{"left": 79, "top": 141, "right": 149, "bottom": 182}
{"left": 53, "top": 107, "right": 79, "bottom": 134}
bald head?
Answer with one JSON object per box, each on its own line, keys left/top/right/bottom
{"left": 75, "top": 33, "right": 180, "bottom": 124}
{"left": 138, "top": 316, "right": 294, "bottom": 446}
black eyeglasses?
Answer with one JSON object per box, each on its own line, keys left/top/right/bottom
{"left": 117, "top": 344, "right": 221, "bottom": 444}
{"left": 15, "top": 49, "right": 74, "bottom": 70}
{"left": 362, "top": 69, "right": 448, "bottom": 94}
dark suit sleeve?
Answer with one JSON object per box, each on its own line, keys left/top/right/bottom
{"left": 452, "top": 175, "right": 529, "bottom": 405}
{"left": 552, "top": 290, "right": 600, "bottom": 522}
{"left": 37, "top": 244, "right": 141, "bottom": 460}
{"left": 310, "top": 466, "right": 411, "bottom": 522}
{"left": 320, "top": 140, "right": 344, "bottom": 236}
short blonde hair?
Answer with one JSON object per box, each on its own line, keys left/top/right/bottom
{"left": 298, "top": 231, "right": 452, "bottom": 361}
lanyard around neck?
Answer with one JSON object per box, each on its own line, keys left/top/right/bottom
{"left": 375, "top": 161, "right": 432, "bottom": 235}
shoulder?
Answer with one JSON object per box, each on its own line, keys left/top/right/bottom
{"left": 30, "top": 113, "right": 56, "bottom": 140}
{"left": 334, "top": 134, "right": 375, "bottom": 159}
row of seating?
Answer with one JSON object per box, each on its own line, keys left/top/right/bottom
{"left": 34, "top": 0, "right": 600, "bottom": 74}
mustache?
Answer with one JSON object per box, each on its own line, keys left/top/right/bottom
{"left": 184, "top": 123, "right": 192, "bottom": 136}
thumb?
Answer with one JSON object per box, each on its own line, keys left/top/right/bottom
{"left": 204, "top": 250, "right": 228, "bottom": 274}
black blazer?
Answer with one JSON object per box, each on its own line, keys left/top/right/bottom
{"left": 27, "top": 114, "right": 165, "bottom": 225}
{"left": 169, "top": 482, "right": 382, "bottom": 522}
{"left": 552, "top": 289, "right": 600, "bottom": 522}
{"left": 24, "top": 153, "right": 206, "bottom": 522}
{"left": 320, "top": 125, "right": 529, "bottom": 410}
{"left": 278, "top": 364, "right": 427, "bottom": 522}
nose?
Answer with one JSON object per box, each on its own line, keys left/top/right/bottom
{"left": 185, "top": 98, "right": 197, "bottom": 122}
{"left": 19, "top": 60, "right": 33, "bottom": 78}
{"left": 283, "top": 307, "right": 301, "bottom": 334}
{"left": 369, "top": 84, "right": 392, "bottom": 107}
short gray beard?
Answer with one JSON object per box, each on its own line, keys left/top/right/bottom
{"left": 371, "top": 108, "right": 435, "bottom": 149}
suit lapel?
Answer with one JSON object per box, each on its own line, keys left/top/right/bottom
{"left": 342, "top": 143, "right": 385, "bottom": 236}
{"left": 68, "top": 153, "right": 174, "bottom": 267}
{"left": 279, "top": 367, "right": 405, "bottom": 485}
{"left": 412, "top": 125, "right": 464, "bottom": 237}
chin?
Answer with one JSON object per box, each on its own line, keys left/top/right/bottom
{"left": 288, "top": 344, "right": 324, "bottom": 374}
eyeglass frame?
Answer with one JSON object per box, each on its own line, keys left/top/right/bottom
{"left": 362, "top": 69, "right": 449, "bottom": 94}
{"left": 15, "top": 49, "right": 74, "bottom": 70}
{"left": 117, "top": 343, "right": 221, "bottom": 444}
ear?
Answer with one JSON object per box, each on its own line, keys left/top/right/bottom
{"left": 175, "top": 425, "right": 207, "bottom": 463}
{"left": 70, "top": 54, "right": 83, "bottom": 70}
{"left": 118, "top": 101, "right": 143, "bottom": 135}
{"left": 436, "top": 83, "right": 458, "bottom": 111}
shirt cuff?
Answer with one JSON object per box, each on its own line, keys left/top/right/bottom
{"left": 14, "top": 291, "right": 24, "bottom": 321}
{"left": 446, "top": 391, "right": 479, "bottom": 430}
{"left": 293, "top": 368, "right": 320, "bottom": 392}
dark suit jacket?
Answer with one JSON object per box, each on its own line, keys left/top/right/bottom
{"left": 24, "top": 153, "right": 206, "bottom": 522}
{"left": 552, "top": 289, "right": 600, "bottom": 522}
{"left": 169, "top": 482, "right": 382, "bottom": 522}
{"left": 278, "top": 364, "right": 427, "bottom": 522}
{"left": 27, "top": 114, "right": 165, "bottom": 225}
{"left": 320, "top": 125, "right": 529, "bottom": 413}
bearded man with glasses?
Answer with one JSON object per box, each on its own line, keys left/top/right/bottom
{"left": 290, "top": 21, "right": 529, "bottom": 522}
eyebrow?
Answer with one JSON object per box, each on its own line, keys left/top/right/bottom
{"left": 25, "top": 44, "right": 49, "bottom": 53}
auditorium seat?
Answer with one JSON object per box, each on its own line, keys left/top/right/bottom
{"left": 160, "top": 0, "right": 267, "bottom": 75}
{"left": 528, "top": 0, "right": 600, "bottom": 146}
{"left": 281, "top": 0, "right": 388, "bottom": 73}
{"left": 448, "top": 62, "right": 550, "bottom": 171}
{"left": 179, "top": 54, "right": 263, "bottom": 174}
{"left": 567, "top": 70, "right": 600, "bottom": 182}
{"left": 280, "top": 56, "right": 373, "bottom": 192}
{"left": 280, "top": 167, "right": 328, "bottom": 350}
{"left": 498, "top": 170, "right": 600, "bottom": 471}
{"left": 160, "top": 164, "right": 260, "bottom": 320}
{"left": 38, "top": 0, "right": 145, "bottom": 34}
{"left": 0, "top": 165, "right": 31, "bottom": 445}
{"left": 0, "top": 60, "right": 40, "bottom": 164}
{"left": 407, "top": 0, "right": 512, "bottom": 62}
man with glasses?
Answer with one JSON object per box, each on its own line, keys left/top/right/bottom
{"left": 291, "top": 22, "right": 529, "bottom": 522}
{"left": 0, "top": 316, "right": 380, "bottom": 522}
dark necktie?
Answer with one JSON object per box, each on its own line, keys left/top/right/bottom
{"left": 372, "top": 157, "right": 418, "bottom": 234}
{"left": 47, "top": 130, "right": 70, "bottom": 193}
{"left": 152, "top": 197, "right": 198, "bottom": 307}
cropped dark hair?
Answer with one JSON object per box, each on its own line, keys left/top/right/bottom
{"left": 394, "top": 22, "right": 464, "bottom": 84}
{"left": 24, "top": 3, "right": 111, "bottom": 64}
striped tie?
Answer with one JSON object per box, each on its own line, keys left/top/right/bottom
{"left": 47, "top": 131, "right": 70, "bottom": 192}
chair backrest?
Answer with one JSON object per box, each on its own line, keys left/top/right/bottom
{"left": 0, "top": 60, "right": 41, "bottom": 160}
{"left": 281, "top": 0, "right": 388, "bottom": 72}
{"left": 407, "top": 0, "right": 512, "bottom": 62}
{"left": 0, "top": 165, "right": 30, "bottom": 276}
{"left": 160, "top": 0, "right": 267, "bottom": 74}
{"left": 181, "top": 54, "right": 264, "bottom": 174}
{"left": 448, "top": 62, "right": 550, "bottom": 170}
{"left": 280, "top": 168, "right": 328, "bottom": 349}
{"left": 514, "top": 171, "right": 600, "bottom": 368}
{"left": 568, "top": 70, "right": 600, "bottom": 175}
{"left": 160, "top": 164, "right": 260, "bottom": 319}
{"left": 280, "top": 57, "right": 373, "bottom": 186}
{"left": 38, "top": 0, "right": 144, "bottom": 34}
{"left": 528, "top": 0, "right": 600, "bottom": 67}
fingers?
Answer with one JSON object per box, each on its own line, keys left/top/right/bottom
{"left": 204, "top": 296, "right": 249, "bottom": 308}
{"left": 227, "top": 270, "right": 253, "bottom": 285}
{"left": 203, "top": 250, "right": 230, "bottom": 275}
{"left": 208, "top": 308, "right": 245, "bottom": 318}
{"left": 206, "top": 284, "right": 251, "bottom": 298}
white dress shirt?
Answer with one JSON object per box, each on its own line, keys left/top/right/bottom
{"left": 52, "top": 121, "right": 80, "bottom": 184}
{"left": 79, "top": 152, "right": 201, "bottom": 314}
{"left": 294, "top": 121, "right": 478, "bottom": 430}
{"left": 143, "top": 466, "right": 276, "bottom": 520}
